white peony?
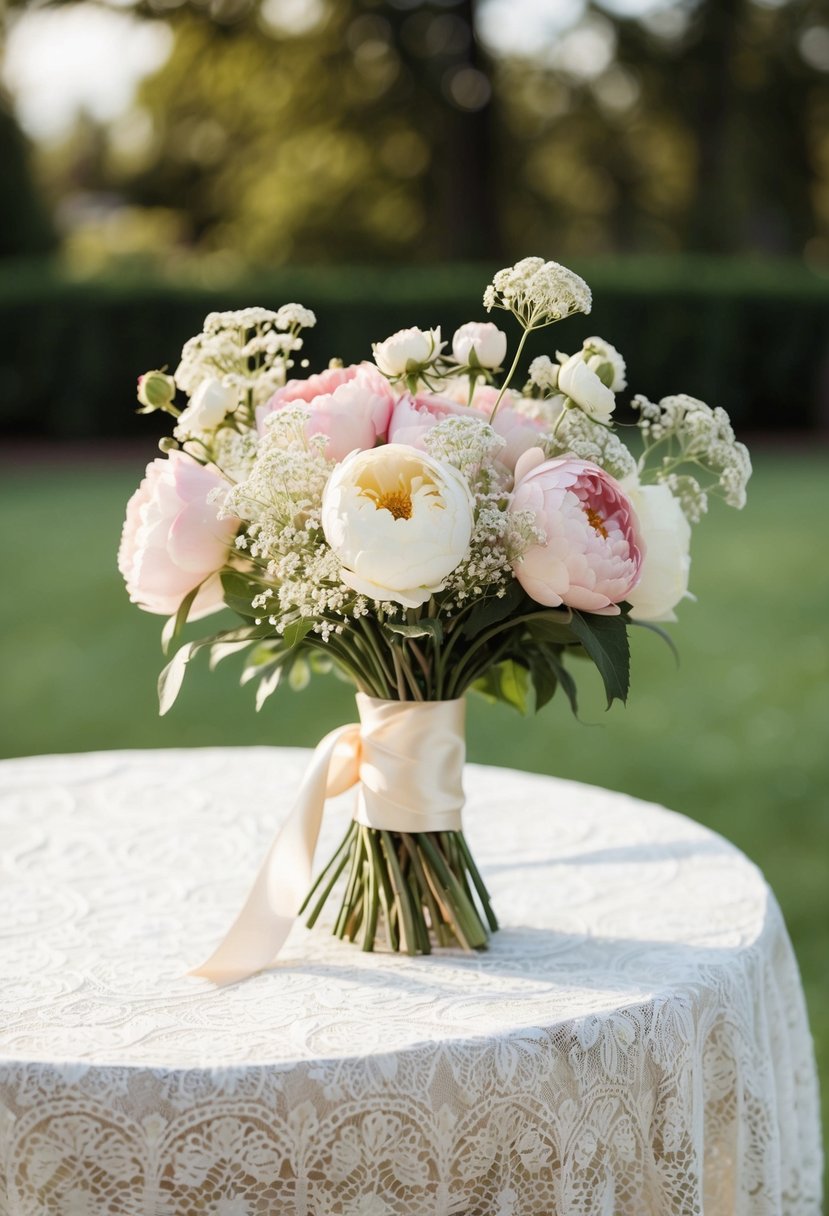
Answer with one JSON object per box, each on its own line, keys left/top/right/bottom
{"left": 321, "top": 444, "right": 474, "bottom": 608}
{"left": 557, "top": 351, "right": 617, "bottom": 424}
{"left": 451, "top": 321, "right": 507, "bottom": 369}
{"left": 372, "top": 327, "right": 444, "bottom": 378}
{"left": 624, "top": 481, "right": 692, "bottom": 621}
{"left": 176, "top": 378, "right": 237, "bottom": 438}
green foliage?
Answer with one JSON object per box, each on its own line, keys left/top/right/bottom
{"left": 0, "top": 99, "right": 57, "bottom": 259}
{"left": 472, "top": 659, "right": 532, "bottom": 715}
{"left": 568, "top": 611, "right": 631, "bottom": 709}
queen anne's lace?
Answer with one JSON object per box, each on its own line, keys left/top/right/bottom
{"left": 633, "top": 393, "right": 752, "bottom": 521}
{"left": 484, "top": 257, "right": 592, "bottom": 327}
{"left": 0, "top": 750, "right": 821, "bottom": 1216}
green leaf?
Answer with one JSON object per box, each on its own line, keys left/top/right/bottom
{"left": 568, "top": 610, "right": 630, "bottom": 708}
{"left": 157, "top": 623, "right": 273, "bottom": 716}
{"left": 240, "top": 643, "right": 285, "bottom": 686}
{"left": 526, "top": 648, "right": 558, "bottom": 712}
{"left": 281, "top": 617, "right": 315, "bottom": 650}
{"left": 288, "top": 656, "right": 311, "bottom": 691}
{"left": 220, "top": 569, "right": 266, "bottom": 619}
{"left": 384, "top": 618, "right": 444, "bottom": 644}
{"left": 471, "top": 659, "right": 531, "bottom": 715}
{"left": 524, "top": 609, "right": 577, "bottom": 646}
{"left": 255, "top": 663, "right": 284, "bottom": 711}
{"left": 460, "top": 581, "right": 525, "bottom": 639}
{"left": 160, "top": 583, "right": 202, "bottom": 657}
{"left": 544, "top": 649, "right": 580, "bottom": 717}
{"left": 158, "top": 641, "right": 197, "bottom": 717}
{"left": 208, "top": 639, "right": 254, "bottom": 670}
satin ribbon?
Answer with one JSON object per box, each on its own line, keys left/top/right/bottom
{"left": 190, "top": 695, "right": 466, "bottom": 983}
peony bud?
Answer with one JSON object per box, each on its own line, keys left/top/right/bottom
{"left": 137, "top": 370, "right": 176, "bottom": 412}
{"left": 557, "top": 351, "right": 616, "bottom": 425}
{"left": 372, "top": 327, "right": 444, "bottom": 378}
{"left": 451, "top": 322, "right": 507, "bottom": 370}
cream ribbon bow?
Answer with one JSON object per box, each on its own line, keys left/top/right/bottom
{"left": 190, "top": 695, "right": 465, "bottom": 983}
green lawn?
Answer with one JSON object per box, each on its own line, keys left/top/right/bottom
{"left": 1, "top": 448, "right": 827, "bottom": 1174}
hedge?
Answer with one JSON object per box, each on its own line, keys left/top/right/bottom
{"left": 0, "top": 255, "right": 826, "bottom": 439}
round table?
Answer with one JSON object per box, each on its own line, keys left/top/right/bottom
{"left": 0, "top": 749, "right": 822, "bottom": 1215}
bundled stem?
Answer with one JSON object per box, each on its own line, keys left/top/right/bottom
{"left": 299, "top": 822, "right": 497, "bottom": 954}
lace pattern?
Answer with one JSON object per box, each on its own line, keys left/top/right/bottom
{"left": 0, "top": 749, "right": 822, "bottom": 1215}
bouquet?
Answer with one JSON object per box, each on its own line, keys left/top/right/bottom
{"left": 119, "top": 257, "right": 751, "bottom": 974}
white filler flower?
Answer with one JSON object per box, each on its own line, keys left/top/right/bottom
{"left": 322, "top": 444, "right": 474, "bottom": 608}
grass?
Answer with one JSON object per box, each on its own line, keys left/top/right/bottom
{"left": 1, "top": 447, "right": 827, "bottom": 1175}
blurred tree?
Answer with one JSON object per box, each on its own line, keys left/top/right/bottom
{"left": 8, "top": 0, "right": 828, "bottom": 264}
{"left": 0, "top": 90, "right": 58, "bottom": 258}
{"left": 102, "top": 0, "right": 500, "bottom": 263}
{"left": 495, "top": 0, "right": 828, "bottom": 259}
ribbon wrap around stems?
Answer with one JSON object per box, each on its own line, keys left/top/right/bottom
{"left": 190, "top": 695, "right": 466, "bottom": 983}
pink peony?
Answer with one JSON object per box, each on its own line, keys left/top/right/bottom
{"left": 443, "top": 382, "right": 546, "bottom": 471}
{"left": 389, "top": 385, "right": 545, "bottom": 472}
{"left": 260, "top": 363, "right": 394, "bottom": 461}
{"left": 118, "top": 451, "right": 238, "bottom": 619}
{"left": 387, "top": 391, "right": 469, "bottom": 448}
{"left": 510, "top": 449, "right": 643, "bottom": 614}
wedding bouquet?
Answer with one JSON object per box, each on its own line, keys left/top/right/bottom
{"left": 119, "top": 257, "right": 751, "bottom": 973}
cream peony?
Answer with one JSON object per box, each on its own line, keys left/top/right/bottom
{"left": 372, "top": 327, "right": 444, "bottom": 377}
{"left": 557, "top": 351, "right": 616, "bottom": 424}
{"left": 118, "top": 451, "right": 238, "bottom": 619}
{"left": 510, "top": 449, "right": 643, "bottom": 614}
{"left": 451, "top": 321, "right": 507, "bottom": 369}
{"left": 321, "top": 444, "right": 474, "bottom": 608}
{"left": 623, "top": 481, "right": 691, "bottom": 621}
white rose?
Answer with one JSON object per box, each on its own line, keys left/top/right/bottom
{"left": 557, "top": 351, "right": 616, "bottom": 424}
{"left": 176, "top": 378, "right": 236, "bottom": 437}
{"left": 321, "top": 444, "right": 474, "bottom": 608}
{"left": 452, "top": 321, "right": 507, "bottom": 369}
{"left": 372, "top": 327, "right": 444, "bottom": 377}
{"left": 624, "top": 482, "right": 692, "bottom": 621}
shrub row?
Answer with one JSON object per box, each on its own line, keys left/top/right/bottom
{"left": 0, "top": 256, "right": 826, "bottom": 439}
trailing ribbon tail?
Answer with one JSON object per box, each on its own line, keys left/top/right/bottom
{"left": 189, "top": 722, "right": 362, "bottom": 984}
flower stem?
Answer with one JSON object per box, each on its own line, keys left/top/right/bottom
{"left": 489, "top": 325, "right": 533, "bottom": 423}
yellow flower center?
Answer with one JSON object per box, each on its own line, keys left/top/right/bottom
{"left": 584, "top": 506, "right": 608, "bottom": 539}
{"left": 374, "top": 489, "right": 413, "bottom": 520}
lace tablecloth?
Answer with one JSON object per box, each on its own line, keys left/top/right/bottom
{"left": 0, "top": 748, "right": 822, "bottom": 1216}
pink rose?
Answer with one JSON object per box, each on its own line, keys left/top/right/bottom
{"left": 510, "top": 449, "right": 643, "bottom": 614}
{"left": 260, "top": 363, "right": 394, "bottom": 461}
{"left": 118, "top": 451, "right": 238, "bottom": 619}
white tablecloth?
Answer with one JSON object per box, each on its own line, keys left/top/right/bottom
{"left": 0, "top": 748, "right": 822, "bottom": 1215}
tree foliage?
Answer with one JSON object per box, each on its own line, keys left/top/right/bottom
{"left": 8, "top": 0, "right": 829, "bottom": 265}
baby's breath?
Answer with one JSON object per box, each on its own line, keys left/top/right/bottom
{"left": 175, "top": 306, "right": 316, "bottom": 408}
